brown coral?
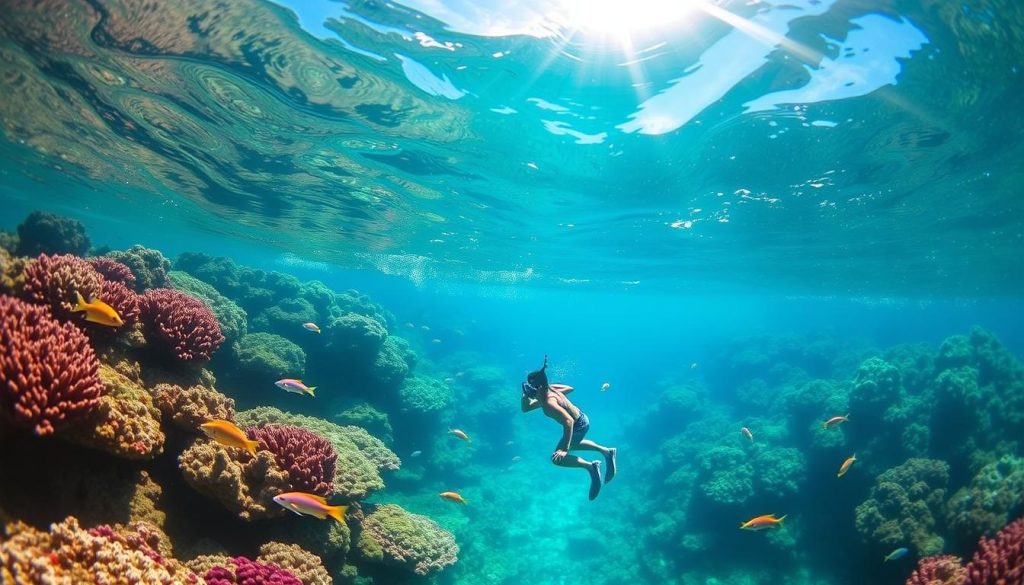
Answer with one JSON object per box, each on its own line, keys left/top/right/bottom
{"left": 65, "top": 364, "right": 165, "bottom": 459}
{"left": 0, "top": 247, "right": 28, "bottom": 295}
{"left": 178, "top": 439, "right": 290, "bottom": 521}
{"left": 257, "top": 542, "right": 331, "bottom": 585}
{"left": 154, "top": 382, "right": 235, "bottom": 431}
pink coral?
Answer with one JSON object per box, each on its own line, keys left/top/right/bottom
{"left": 964, "top": 517, "right": 1024, "bottom": 584}
{"left": 139, "top": 288, "right": 225, "bottom": 363}
{"left": 21, "top": 253, "right": 102, "bottom": 320}
{"left": 905, "top": 555, "right": 967, "bottom": 585}
{"left": 87, "top": 256, "right": 137, "bottom": 288}
{"left": 0, "top": 295, "right": 103, "bottom": 435}
{"left": 248, "top": 424, "right": 336, "bottom": 497}
{"left": 99, "top": 279, "right": 140, "bottom": 325}
{"left": 204, "top": 557, "right": 302, "bottom": 585}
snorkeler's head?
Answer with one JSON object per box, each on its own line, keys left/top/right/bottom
{"left": 525, "top": 355, "right": 548, "bottom": 392}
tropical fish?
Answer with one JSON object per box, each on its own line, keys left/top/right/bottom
{"left": 690, "top": 362, "right": 699, "bottom": 369}
{"left": 601, "top": 382, "right": 611, "bottom": 391}
{"left": 823, "top": 414, "right": 850, "bottom": 429}
{"left": 71, "top": 291, "right": 123, "bottom": 327}
{"left": 410, "top": 450, "right": 422, "bottom": 458}
{"left": 276, "top": 379, "right": 316, "bottom": 397}
{"left": 302, "top": 322, "right": 320, "bottom": 334}
{"left": 273, "top": 492, "right": 347, "bottom": 523}
{"left": 449, "top": 428, "right": 470, "bottom": 442}
{"left": 440, "top": 491, "right": 468, "bottom": 505}
{"left": 741, "top": 427, "right": 754, "bottom": 442}
{"left": 199, "top": 420, "right": 259, "bottom": 456}
{"left": 740, "top": 514, "right": 787, "bottom": 531}
{"left": 837, "top": 454, "right": 857, "bottom": 477}
{"left": 884, "top": 547, "right": 909, "bottom": 562}
{"left": 432, "top": 338, "right": 442, "bottom": 344}
{"left": 511, "top": 456, "right": 522, "bottom": 463}
{"left": 505, "top": 440, "right": 515, "bottom": 446}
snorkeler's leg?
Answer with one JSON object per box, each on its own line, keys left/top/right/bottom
{"left": 574, "top": 439, "right": 616, "bottom": 483}
{"left": 554, "top": 455, "right": 602, "bottom": 500}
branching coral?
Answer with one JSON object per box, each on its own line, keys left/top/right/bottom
{"left": 357, "top": 503, "right": 459, "bottom": 576}
{"left": 0, "top": 516, "right": 198, "bottom": 584}
{"left": 855, "top": 458, "right": 950, "bottom": 555}
{"left": 247, "top": 424, "right": 336, "bottom": 497}
{"left": 154, "top": 382, "right": 235, "bottom": 431}
{"left": 15, "top": 211, "right": 91, "bottom": 257}
{"left": 233, "top": 333, "right": 306, "bottom": 379}
{"left": 0, "top": 295, "right": 103, "bottom": 435}
{"left": 204, "top": 557, "right": 301, "bottom": 585}
{"left": 87, "top": 257, "right": 136, "bottom": 288}
{"left": 21, "top": 253, "right": 103, "bottom": 321}
{"left": 963, "top": 516, "right": 1024, "bottom": 584}
{"left": 106, "top": 245, "right": 171, "bottom": 292}
{"left": 905, "top": 555, "right": 967, "bottom": 585}
{"left": 178, "top": 439, "right": 290, "bottom": 520}
{"left": 140, "top": 288, "right": 225, "bottom": 363}
{"left": 167, "top": 271, "right": 247, "bottom": 344}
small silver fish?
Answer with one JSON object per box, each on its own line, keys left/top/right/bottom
{"left": 410, "top": 450, "right": 422, "bottom": 458}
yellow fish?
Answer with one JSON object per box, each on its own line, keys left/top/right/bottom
{"left": 837, "top": 454, "right": 857, "bottom": 477}
{"left": 449, "top": 428, "right": 470, "bottom": 442}
{"left": 199, "top": 420, "right": 259, "bottom": 456}
{"left": 273, "top": 492, "right": 347, "bottom": 523}
{"left": 71, "top": 291, "right": 123, "bottom": 327}
{"left": 440, "top": 491, "right": 468, "bottom": 505}
{"left": 740, "top": 514, "right": 786, "bottom": 531}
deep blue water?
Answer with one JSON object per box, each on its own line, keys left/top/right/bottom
{"left": 1, "top": 1, "right": 1023, "bottom": 584}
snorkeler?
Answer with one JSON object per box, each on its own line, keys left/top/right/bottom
{"left": 520, "top": 356, "right": 617, "bottom": 500}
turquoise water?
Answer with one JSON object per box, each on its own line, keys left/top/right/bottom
{"left": 0, "top": 1, "right": 1022, "bottom": 584}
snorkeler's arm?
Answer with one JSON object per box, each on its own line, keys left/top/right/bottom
{"left": 549, "top": 383, "right": 574, "bottom": 395}
{"left": 521, "top": 393, "right": 541, "bottom": 412}
{"left": 547, "top": 400, "right": 575, "bottom": 450}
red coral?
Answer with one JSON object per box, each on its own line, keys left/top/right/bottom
{"left": 21, "top": 253, "right": 103, "bottom": 321}
{"left": 87, "top": 257, "right": 137, "bottom": 288}
{"left": 139, "top": 288, "right": 224, "bottom": 363}
{"left": 204, "top": 557, "right": 302, "bottom": 585}
{"left": 0, "top": 295, "right": 103, "bottom": 435}
{"left": 964, "top": 517, "right": 1024, "bottom": 584}
{"left": 905, "top": 555, "right": 967, "bottom": 585}
{"left": 248, "top": 424, "right": 336, "bottom": 497}
{"left": 100, "top": 279, "right": 140, "bottom": 325}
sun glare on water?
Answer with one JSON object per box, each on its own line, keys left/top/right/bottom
{"left": 561, "top": 0, "right": 704, "bottom": 38}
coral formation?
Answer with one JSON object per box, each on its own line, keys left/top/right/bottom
{"left": 963, "top": 516, "right": 1024, "bottom": 584}
{"left": 21, "top": 253, "right": 103, "bottom": 321}
{"left": 140, "top": 288, "right": 225, "bottom": 363}
{"left": 905, "top": 555, "right": 967, "bottom": 585}
{"left": 204, "top": 556, "right": 301, "bottom": 585}
{"left": 324, "top": 312, "right": 388, "bottom": 357}
{"left": 855, "top": 458, "right": 950, "bottom": 555}
{"left": 257, "top": 541, "right": 332, "bottom": 585}
{"left": 945, "top": 456, "right": 1024, "bottom": 544}
{"left": 15, "top": 211, "right": 91, "bottom": 257}
{"left": 0, "top": 295, "right": 103, "bottom": 435}
{"left": 357, "top": 503, "right": 459, "bottom": 576}
{"left": 247, "top": 424, "right": 336, "bottom": 498}
{"left": 154, "top": 382, "right": 236, "bottom": 431}
{"left": 67, "top": 363, "right": 165, "bottom": 460}
{"left": 233, "top": 333, "right": 306, "bottom": 379}
{"left": 334, "top": 402, "right": 394, "bottom": 445}
{"left": 0, "top": 516, "right": 198, "bottom": 584}
{"left": 178, "top": 439, "right": 290, "bottom": 520}
{"left": 696, "top": 446, "right": 754, "bottom": 506}
{"left": 168, "top": 271, "right": 247, "bottom": 344}
{"left": 0, "top": 247, "right": 28, "bottom": 296}
{"left": 107, "top": 245, "right": 171, "bottom": 292}
{"left": 97, "top": 279, "right": 141, "bottom": 326}
{"left": 397, "top": 374, "right": 454, "bottom": 414}
{"left": 87, "top": 257, "right": 137, "bottom": 288}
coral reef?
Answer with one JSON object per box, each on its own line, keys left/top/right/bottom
{"left": 324, "top": 312, "right": 388, "bottom": 358}
{"left": 357, "top": 503, "right": 459, "bottom": 576}
{"left": 21, "top": 253, "right": 103, "bottom": 321}
{"left": 233, "top": 332, "right": 306, "bottom": 380}
{"left": 247, "top": 424, "right": 336, "bottom": 498}
{"left": 0, "top": 295, "right": 103, "bottom": 435}
{"left": 0, "top": 247, "right": 28, "bottom": 296}
{"left": 204, "top": 556, "right": 301, "bottom": 585}
{"left": 0, "top": 516, "right": 198, "bottom": 584}
{"left": 334, "top": 402, "right": 394, "bottom": 445}
{"left": 257, "top": 541, "right": 332, "bottom": 585}
{"left": 905, "top": 555, "right": 967, "bottom": 585}
{"left": 178, "top": 439, "right": 290, "bottom": 520}
{"left": 963, "top": 516, "right": 1024, "bottom": 584}
{"left": 66, "top": 363, "right": 165, "bottom": 460}
{"left": 855, "top": 458, "right": 950, "bottom": 555}
{"left": 397, "top": 374, "right": 454, "bottom": 414}
{"left": 107, "top": 245, "right": 171, "bottom": 292}
{"left": 15, "top": 211, "right": 91, "bottom": 257}
{"left": 154, "top": 382, "right": 236, "bottom": 431}
{"left": 945, "top": 456, "right": 1024, "bottom": 544}
{"left": 140, "top": 288, "right": 225, "bottom": 363}
{"left": 168, "top": 271, "right": 247, "bottom": 344}
{"left": 87, "top": 257, "right": 137, "bottom": 288}
{"left": 696, "top": 446, "right": 754, "bottom": 506}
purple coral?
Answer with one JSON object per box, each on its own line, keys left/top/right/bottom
{"left": 0, "top": 295, "right": 103, "bottom": 435}
{"left": 21, "top": 253, "right": 103, "bottom": 321}
{"left": 248, "top": 424, "right": 336, "bottom": 497}
{"left": 204, "top": 557, "right": 302, "bottom": 585}
{"left": 139, "top": 288, "right": 224, "bottom": 362}
{"left": 99, "top": 279, "right": 140, "bottom": 326}
{"left": 88, "top": 256, "right": 137, "bottom": 288}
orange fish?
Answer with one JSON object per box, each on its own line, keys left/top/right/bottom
{"left": 823, "top": 414, "right": 850, "bottom": 429}
{"left": 740, "top": 427, "right": 754, "bottom": 442}
{"left": 273, "top": 492, "right": 347, "bottom": 523}
{"left": 440, "top": 491, "right": 467, "bottom": 505}
{"left": 837, "top": 454, "right": 857, "bottom": 477}
{"left": 740, "top": 514, "right": 786, "bottom": 531}
{"left": 449, "top": 428, "right": 470, "bottom": 442}
{"left": 199, "top": 420, "right": 259, "bottom": 456}
{"left": 72, "top": 291, "right": 124, "bottom": 327}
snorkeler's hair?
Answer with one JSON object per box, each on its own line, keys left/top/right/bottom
{"left": 527, "top": 355, "right": 548, "bottom": 388}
